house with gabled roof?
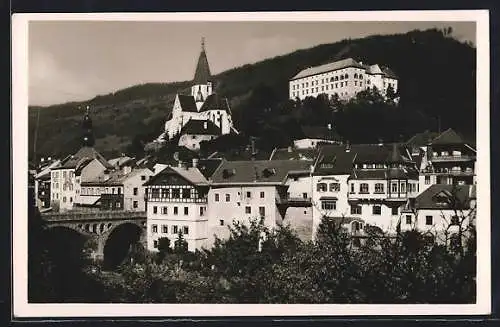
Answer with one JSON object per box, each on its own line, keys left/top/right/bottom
{"left": 311, "top": 142, "right": 419, "bottom": 239}
{"left": 157, "top": 38, "right": 237, "bottom": 148}
{"left": 418, "top": 128, "right": 476, "bottom": 192}
{"left": 400, "top": 184, "right": 476, "bottom": 245}
{"left": 143, "top": 158, "right": 216, "bottom": 252}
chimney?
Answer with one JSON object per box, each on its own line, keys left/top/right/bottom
{"left": 345, "top": 140, "right": 351, "bottom": 152}
{"left": 123, "top": 165, "right": 132, "bottom": 175}
{"left": 327, "top": 123, "right": 332, "bottom": 130}
{"left": 287, "top": 146, "right": 293, "bottom": 153}
{"left": 178, "top": 160, "right": 183, "bottom": 168}
{"left": 192, "top": 158, "right": 199, "bottom": 168}
{"left": 204, "top": 121, "right": 208, "bottom": 130}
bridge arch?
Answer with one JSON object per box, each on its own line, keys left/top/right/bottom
{"left": 102, "top": 221, "right": 145, "bottom": 270}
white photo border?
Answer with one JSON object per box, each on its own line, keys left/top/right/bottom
{"left": 12, "top": 10, "right": 491, "bottom": 318}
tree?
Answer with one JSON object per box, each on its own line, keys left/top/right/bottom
{"left": 156, "top": 237, "right": 172, "bottom": 263}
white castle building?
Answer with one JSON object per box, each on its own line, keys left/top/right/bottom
{"left": 157, "top": 39, "right": 237, "bottom": 150}
{"left": 289, "top": 58, "right": 398, "bottom": 101}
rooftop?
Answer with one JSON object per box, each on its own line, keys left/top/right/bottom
{"left": 414, "top": 184, "right": 476, "bottom": 210}
{"left": 180, "top": 119, "right": 221, "bottom": 136}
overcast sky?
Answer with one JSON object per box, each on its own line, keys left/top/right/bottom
{"left": 28, "top": 20, "right": 475, "bottom": 106}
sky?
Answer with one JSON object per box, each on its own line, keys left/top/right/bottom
{"left": 28, "top": 20, "right": 475, "bottom": 106}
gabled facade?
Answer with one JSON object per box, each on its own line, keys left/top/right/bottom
{"left": 144, "top": 163, "right": 211, "bottom": 252}
{"left": 418, "top": 128, "right": 476, "bottom": 193}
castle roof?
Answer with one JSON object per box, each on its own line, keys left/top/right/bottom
{"left": 177, "top": 94, "right": 198, "bottom": 113}
{"left": 291, "top": 58, "right": 398, "bottom": 80}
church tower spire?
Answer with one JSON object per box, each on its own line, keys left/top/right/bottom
{"left": 192, "top": 37, "right": 213, "bottom": 109}
{"left": 82, "top": 105, "right": 95, "bottom": 147}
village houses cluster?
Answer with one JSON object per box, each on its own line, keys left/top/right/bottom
{"left": 33, "top": 40, "right": 477, "bottom": 252}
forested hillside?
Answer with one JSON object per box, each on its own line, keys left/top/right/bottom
{"left": 28, "top": 27, "right": 476, "bottom": 160}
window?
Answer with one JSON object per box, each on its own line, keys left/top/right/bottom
{"left": 302, "top": 192, "right": 308, "bottom": 199}
{"left": 133, "top": 187, "right": 138, "bottom": 196}
{"left": 317, "top": 183, "right": 327, "bottom": 192}
{"left": 350, "top": 205, "right": 362, "bottom": 215}
{"left": 405, "top": 215, "right": 412, "bottom": 225}
{"left": 153, "top": 240, "right": 158, "bottom": 248}
{"left": 162, "top": 225, "right": 168, "bottom": 233}
{"left": 112, "top": 188, "right": 115, "bottom": 194}
{"left": 162, "top": 206, "right": 168, "bottom": 214}
{"left": 375, "top": 183, "right": 385, "bottom": 194}
{"left": 426, "top": 216, "right": 433, "bottom": 225}
{"left": 182, "top": 188, "right": 191, "bottom": 199}
{"left": 161, "top": 188, "right": 169, "bottom": 198}
{"left": 153, "top": 206, "right": 158, "bottom": 214}
{"left": 246, "top": 191, "right": 252, "bottom": 198}
{"left": 117, "top": 188, "right": 121, "bottom": 195}
{"left": 321, "top": 201, "right": 336, "bottom": 210}
{"left": 260, "top": 191, "right": 265, "bottom": 198}
{"left": 183, "top": 226, "right": 189, "bottom": 235}
{"left": 355, "top": 81, "right": 357, "bottom": 86}
{"left": 391, "top": 183, "right": 398, "bottom": 193}
{"left": 245, "top": 206, "right": 251, "bottom": 214}
{"left": 400, "top": 183, "right": 406, "bottom": 193}
{"left": 215, "top": 193, "right": 220, "bottom": 202}
{"left": 172, "top": 225, "right": 178, "bottom": 234}
{"left": 259, "top": 206, "right": 266, "bottom": 217}
{"left": 133, "top": 201, "right": 138, "bottom": 208}
{"left": 172, "top": 189, "right": 180, "bottom": 198}
{"left": 372, "top": 205, "right": 381, "bottom": 215}
{"left": 151, "top": 189, "right": 160, "bottom": 198}
{"left": 391, "top": 207, "right": 398, "bottom": 215}
{"left": 184, "top": 207, "right": 189, "bottom": 215}
{"left": 220, "top": 219, "right": 225, "bottom": 226}
{"left": 350, "top": 183, "right": 355, "bottom": 193}
{"left": 360, "top": 183, "right": 369, "bottom": 194}
{"left": 451, "top": 215, "right": 460, "bottom": 225}
{"left": 152, "top": 224, "right": 158, "bottom": 233}
{"left": 116, "top": 202, "right": 121, "bottom": 208}
{"left": 329, "top": 183, "right": 340, "bottom": 192}
{"left": 141, "top": 175, "right": 146, "bottom": 181}
{"left": 425, "top": 176, "right": 431, "bottom": 185}
{"left": 225, "top": 194, "right": 230, "bottom": 202}
{"left": 174, "top": 206, "right": 178, "bottom": 215}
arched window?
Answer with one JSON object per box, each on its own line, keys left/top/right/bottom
{"left": 354, "top": 73, "right": 358, "bottom": 78}
{"left": 330, "top": 77, "right": 334, "bottom": 82}
{"left": 360, "top": 74, "right": 363, "bottom": 79}
{"left": 345, "top": 74, "right": 349, "bottom": 79}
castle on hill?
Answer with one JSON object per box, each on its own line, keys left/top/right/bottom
{"left": 156, "top": 39, "right": 238, "bottom": 151}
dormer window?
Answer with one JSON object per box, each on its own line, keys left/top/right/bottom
{"left": 262, "top": 168, "right": 276, "bottom": 178}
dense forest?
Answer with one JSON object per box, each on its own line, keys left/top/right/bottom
{"left": 28, "top": 27, "right": 476, "bottom": 160}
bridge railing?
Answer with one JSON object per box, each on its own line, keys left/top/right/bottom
{"left": 42, "top": 210, "right": 147, "bottom": 221}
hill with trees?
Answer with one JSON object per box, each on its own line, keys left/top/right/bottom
{"left": 28, "top": 27, "right": 476, "bottom": 160}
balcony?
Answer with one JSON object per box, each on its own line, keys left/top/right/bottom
{"left": 276, "top": 196, "right": 312, "bottom": 207}
{"left": 146, "top": 196, "right": 208, "bottom": 203}
{"left": 431, "top": 155, "right": 475, "bottom": 162}
{"left": 433, "top": 169, "right": 475, "bottom": 176}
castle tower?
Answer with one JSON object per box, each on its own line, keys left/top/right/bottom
{"left": 191, "top": 37, "right": 213, "bottom": 109}
{"left": 82, "top": 105, "right": 95, "bottom": 147}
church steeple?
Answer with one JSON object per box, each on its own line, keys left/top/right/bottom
{"left": 193, "top": 37, "right": 211, "bottom": 85}
{"left": 82, "top": 105, "right": 95, "bottom": 147}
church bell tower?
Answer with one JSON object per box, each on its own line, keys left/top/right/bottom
{"left": 82, "top": 105, "right": 95, "bottom": 147}
{"left": 191, "top": 37, "right": 213, "bottom": 109}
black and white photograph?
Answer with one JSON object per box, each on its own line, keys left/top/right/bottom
{"left": 12, "top": 10, "right": 491, "bottom": 317}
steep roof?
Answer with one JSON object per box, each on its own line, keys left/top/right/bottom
{"left": 108, "top": 156, "right": 134, "bottom": 168}
{"left": 380, "top": 66, "right": 398, "bottom": 79}
{"left": 193, "top": 44, "right": 212, "bottom": 85}
{"left": 270, "top": 147, "right": 318, "bottom": 161}
{"left": 199, "top": 93, "right": 231, "bottom": 113}
{"left": 180, "top": 119, "right": 221, "bottom": 136}
{"left": 178, "top": 94, "right": 198, "bottom": 113}
{"left": 414, "top": 184, "right": 476, "bottom": 210}
{"left": 211, "top": 160, "right": 312, "bottom": 185}
{"left": 55, "top": 146, "right": 112, "bottom": 170}
{"left": 430, "top": 128, "right": 466, "bottom": 145}
{"left": 406, "top": 131, "right": 439, "bottom": 147}
{"left": 144, "top": 166, "right": 208, "bottom": 186}
{"left": 196, "top": 158, "right": 223, "bottom": 179}
{"left": 291, "top": 58, "right": 364, "bottom": 80}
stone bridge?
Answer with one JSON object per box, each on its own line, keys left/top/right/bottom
{"left": 41, "top": 210, "right": 147, "bottom": 265}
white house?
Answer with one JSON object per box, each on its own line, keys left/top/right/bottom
{"left": 400, "top": 184, "right": 476, "bottom": 245}
{"left": 207, "top": 159, "right": 313, "bottom": 246}
{"left": 144, "top": 162, "right": 212, "bottom": 252}
{"left": 289, "top": 58, "right": 398, "bottom": 101}
{"left": 311, "top": 143, "right": 419, "bottom": 240}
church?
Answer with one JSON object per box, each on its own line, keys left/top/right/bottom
{"left": 157, "top": 39, "right": 238, "bottom": 151}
